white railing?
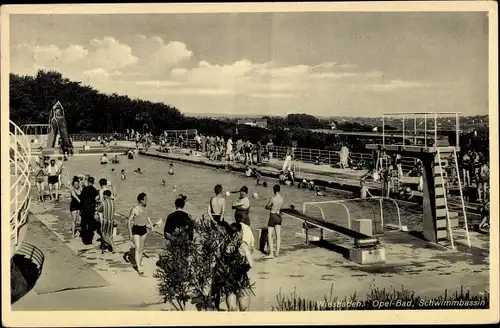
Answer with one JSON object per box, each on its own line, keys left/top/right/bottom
{"left": 10, "top": 121, "right": 32, "bottom": 253}
{"left": 303, "top": 197, "right": 402, "bottom": 234}
{"left": 152, "top": 137, "right": 418, "bottom": 172}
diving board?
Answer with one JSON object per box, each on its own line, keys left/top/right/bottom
{"left": 281, "top": 208, "right": 385, "bottom": 264}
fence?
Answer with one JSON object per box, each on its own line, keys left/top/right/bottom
{"left": 269, "top": 145, "right": 416, "bottom": 172}
{"left": 303, "top": 197, "right": 402, "bottom": 236}
{"left": 151, "top": 137, "right": 418, "bottom": 171}
{"left": 10, "top": 121, "right": 32, "bottom": 255}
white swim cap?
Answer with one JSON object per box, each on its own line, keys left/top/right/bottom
{"left": 252, "top": 192, "right": 258, "bottom": 198}
{"left": 225, "top": 191, "right": 231, "bottom": 197}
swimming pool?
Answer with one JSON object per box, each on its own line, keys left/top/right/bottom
{"left": 32, "top": 153, "right": 487, "bottom": 310}
{"left": 64, "top": 153, "right": 411, "bottom": 253}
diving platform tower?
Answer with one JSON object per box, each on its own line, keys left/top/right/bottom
{"left": 366, "top": 112, "right": 470, "bottom": 249}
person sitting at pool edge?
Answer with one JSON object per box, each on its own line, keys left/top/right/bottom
{"left": 359, "top": 180, "right": 373, "bottom": 199}
{"left": 232, "top": 186, "right": 251, "bottom": 226}
{"left": 101, "top": 153, "right": 109, "bottom": 164}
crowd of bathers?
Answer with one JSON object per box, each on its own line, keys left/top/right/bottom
{"left": 55, "top": 152, "right": 288, "bottom": 311}
{"left": 33, "top": 155, "right": 68, "bottom": 202}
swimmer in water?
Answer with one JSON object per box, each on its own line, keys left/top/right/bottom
{"left": 161, "top": 179, "right": 166, "bottom": 186}
{"left": 100, "top": 153, "right": 109, "bottom": 165}
{"left": 256, "top": 173, "right": 268, "bottom": 187}
{"left": 134, "top": 168, "right": 143, "bottom": 174}
{"left": 127, "top": 149, "right": 135, "bottom": 160}
{"left": 120, "top": 169, "right": 126, "bottom": 180}
{"left": 168, "top": 163, "right": 174, "bottom": 175}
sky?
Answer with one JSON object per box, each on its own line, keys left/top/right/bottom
{"left": 9, "top": 12, "right": 489, "bottom": 117}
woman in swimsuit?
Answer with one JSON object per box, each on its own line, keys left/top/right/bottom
{"left": 128, "top": 192, "right": 154, "bottom": 276}
{"left": 69, "top": 177, "right": 82, "bottom": 237}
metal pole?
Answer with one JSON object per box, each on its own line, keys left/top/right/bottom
{"left": 434, "top": 112, "right": 437, "bottom": 146}
{"left": 424, "top": 113, "right": 427, "bottom": 146}
{"left": 402, "top": 116, "right": 405, "bottom": 147}
{"left": 382, "top": 115, "right": 385, "bottom": 148}
{"left": 413, "top": 114, "right": 417, "bottom": 145}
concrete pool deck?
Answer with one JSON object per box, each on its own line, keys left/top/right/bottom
{"left": 12, "top": 152, "right": 490, "bottom": 311}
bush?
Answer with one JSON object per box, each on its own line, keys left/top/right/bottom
{"left": 272, "top": 285, "right": 489, "bottom": 311}
{"left": 154, "top": 220, "right": 254, "bottom": 311}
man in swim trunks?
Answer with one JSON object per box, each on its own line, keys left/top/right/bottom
{"left": 265, "top": 184, "right": 284, "bottom": 258}
{"left": 208, "top": 184, "right": 226, "bottom": 225}
{"left": 232, "top": 186, "right": 251, "bottom": 226}
{"left": 128, "top": 193, "right": 154, "bottom": 276}
{"left": 47, "top": 159, "right": 60, "bottom": 201}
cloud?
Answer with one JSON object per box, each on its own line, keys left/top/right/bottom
{"left": 10, "top": 35, "right": 437, "bottom": 114}
{"left": 86, "top": 37, "right": 138, "bottom": 70}
{"left": 368, "top": 80, "right": 431, "bottom": 92}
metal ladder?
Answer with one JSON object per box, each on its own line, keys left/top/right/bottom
{"left": 436, "top": 148, "right": 455, "bottom": 250}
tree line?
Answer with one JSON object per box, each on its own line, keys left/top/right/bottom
{"left": 9, "top": 70, "right": 489, "bottom": 154}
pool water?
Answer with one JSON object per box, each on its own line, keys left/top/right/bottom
{"left": 63, "top": 154, "right": 417, "bottom": 252}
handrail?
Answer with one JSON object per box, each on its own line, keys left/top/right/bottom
{"left": 10, "top": 121, "right": 32, "bottom": 253}
{"left": 303, "top": 196, "right": 402, "bottom": 232}
{"left": 452, "top": 149, "right": 471, "bottom": 248}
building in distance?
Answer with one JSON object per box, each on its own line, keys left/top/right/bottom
{"left": 237, "top": 118, "right": 268, "bottom": 129}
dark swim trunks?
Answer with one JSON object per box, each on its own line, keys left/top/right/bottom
{"left": 267, "top": 213, "right": 282, "bottom": 227}
{"left": 48, "top": 175, "right": 59, "bottom": 185}
{"left": 132, "top": 224, "right": 147, "bottom": 236}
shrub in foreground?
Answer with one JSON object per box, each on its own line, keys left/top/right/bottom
{"left": 154, "top": 220, "right": 254, "bottom": 311}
